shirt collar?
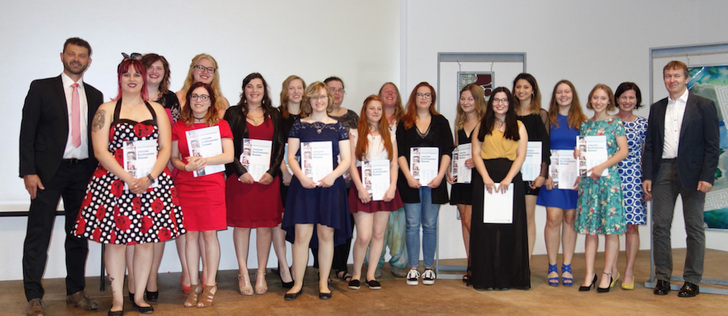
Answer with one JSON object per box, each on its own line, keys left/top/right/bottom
{"left": 669, "top": 88, "right": 689, "bottom": 103}
{"left": 61, "top": 72, "right": 84, "bottom": 88}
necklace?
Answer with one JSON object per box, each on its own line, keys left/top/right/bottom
{"left": 495, "top": 119, "right": 505, "bottom": 131}
{"left": 312, "top": 121, "right": 326, "bottom": 134}
{"left": 194, "top": 116, "right": 205, "bottom": 121}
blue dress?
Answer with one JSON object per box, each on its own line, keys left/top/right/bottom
{"left": 617, "top": 117, "right": 647, "bottom": 225}
{"left": 537, "top": 114, "right": 579, "bottom": 209}
{"left": 282, "top": 120, "right": 352, "bottom": 247}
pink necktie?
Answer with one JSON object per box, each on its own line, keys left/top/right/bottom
{"left": 71, "top": 83, "right": 81, "bottom": 148}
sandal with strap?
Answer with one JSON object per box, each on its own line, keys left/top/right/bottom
{"left": 255, "top": 272, "right": 268, "bottom": 295}
{"left": 561, "top": 264, "right": 574, "bottom": 287}
{"left": 183, "top": 285, "right": 200, "bottom": 308}
{"left": 238, "top": 273, "right": 253, "bottom": 296}
{"left": 337, "top": 270, "right": 352, "bottom": 282}
{"left": 196, "top": 284, "right": 217, "bottom": 308}
{"left": 547, "top": 264, "right": 559, "bottom": 286}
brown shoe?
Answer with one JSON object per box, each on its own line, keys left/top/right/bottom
{"left": 66, "top": 291, "right": 99, "bottom": 310}
{"left": 25, "top": 298, "right": 45, "bottom": 316}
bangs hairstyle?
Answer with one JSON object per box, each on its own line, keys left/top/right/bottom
{"left": 181, "top": 82, "right": 219, "bottom": 127}
{"left": 180, "top": 53, "right": 226, "bottom": 113}
{"left": 378, "top": 82, "right": 405, "bottom": 121}
{"left": 663, "top": 60, "right": 689, "bottom": 77}
{"left": 547, "top": 80, "right": 587, "bottom": 130}
{"left": 403, "top": 81, "right": 439, "bottom": 129}
{"left": 586, "top": 83, "right": 616, "bottom": 112}
{"left": 614, "top": 82, "right": 643, "bottom": 110}
{"left": 355, "top": 95, "right": 394, "bottom": 161}
{"left": 237, "top": 72, "right": 275, "bottom": 123}
{"left": 300, "top": 81, "right": 333, "bottom": 115}
{"left": 141, "top": 53, "right": 172, "bottom": 95}
{"left": 280, "top": 75, "right": 307, "bottom": 119}
{"left": 113, "top": 58, "right": 148, "bottom": 101}
{"left": 455, "top": 83, "right": 487, "bottom": 130}
{"left": 478, "top": 87, "right": 520, "bottom": 141}
{"left": 512, "top": 73, "right": 542, "bottom": 114}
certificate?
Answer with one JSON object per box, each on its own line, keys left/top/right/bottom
{"left": 186, "top": 126, "right": 225, "bottom": 177}
{"left": 283, "top": 143, "right": 292, "bottom": 175}
{"left": 521, "top": 141, "right": 542, "bottom": 181}
{"left": 576, "top": 136, "right": 608, "bottom": 177}
{"left": 451, "top": 143, "right": 472, "bottom": 184}
{"left": 550, "top": 150, "right": 578, "bottom": 189}
{"left": 362, "top": 160, "right": 390, "bottom": 201}
{"left": 241, "top": 138, "right": 272, "bottom": 182}
{"left": 483, "top": 183, "right": 513, "bottom": 224}
{"left": 410, "top": 147, "right": 439, "bottom": 186}
{"left": 301, "top": 141, "right": 333, "bottom": 185}
{"left": 123, "top": 139, "right": 158, "bottom": 190}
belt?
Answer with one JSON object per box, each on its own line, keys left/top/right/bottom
{"left": 660, "top": 158, "right": 677, "bottom": 162}
{"left": 63, "top": 158, "right": 88, "bottom": 165}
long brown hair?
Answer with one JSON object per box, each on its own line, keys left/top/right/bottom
{"left": 402, "top": 82, "right": 439, "bottom": 129}
{"left": 548, "top": 80, "right": 586, "bottom": 130}
{"left": 355, "top": 95, "right": 394, "bottom": 161}
{"left": 279, "top": 75, "right": 306, "bottom": 119}
{"left": 512, "top": 73, "right": 542, "bottom": 115}
{"left": 181, "top": 82, "right": 220, "bottom": 127}
{"left": 454, "top": 83, "right": 486, "bottom": 130}
{"left": 477, "top": 87, "right": 520, "bottom": 141}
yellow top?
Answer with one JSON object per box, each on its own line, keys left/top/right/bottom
{"left": 480, "top": 120, "right": 523, "bottom": 161}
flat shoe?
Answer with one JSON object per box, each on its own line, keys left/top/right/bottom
{"left": 284, "top": 288, "right": 303, "bottom": 301}
{"left": 319, "top": 291, "right": 332, "bottom": 300}
{"left": 108, "top": 308, "right": 124, "bottom": 316}
{"left": 132, "top": 300, "right": 154, "bottom": 314}
{"left": 366, "top": 279, "right": 381, "bottom": 290}
{"left": 348, "top": 279, "right": 361, "bottom": 290}
{"left": 145, "top": 289, "right": 159, "bottom": 302}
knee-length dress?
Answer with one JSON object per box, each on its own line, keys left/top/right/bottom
{"left": 282, "top": 120, "right": 352, "bottom": 247}
{"left": 537, "top": 114, "right": 579, "bottom": 209}
{"left": 617, "top": 117, "right": 647, "bottom": 225}
{"left": 74, "top": 100, "right": 185, "bottom": 244}
{"left": 172, "top": 120, "right": 232, "bottom": 231}
{"left": 470, "top": 121, "right": 530, "bottom": 290}
{"left": 450, "top": 127, "right": 475, "bottom": 205}
{"left": 574, "top": 118, "right": 626, "bottom": 235}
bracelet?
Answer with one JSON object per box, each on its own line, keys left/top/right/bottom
{"left": 146, "top": 174, "right": 155, "bottom": 184}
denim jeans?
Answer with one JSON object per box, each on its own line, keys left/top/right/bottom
{"left": 404, "top": 187, "right": 441, "bottom": 268}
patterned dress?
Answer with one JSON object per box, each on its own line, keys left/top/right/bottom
{"left": 574, "top": 117, "right": 626, "bottom": 235}
{"left": 617, "top": 117, "right": 647, "bottom": 225}
{"left": 74, "top": 100, "right": 185, "bottom": 244}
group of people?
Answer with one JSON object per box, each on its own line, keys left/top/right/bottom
{"left": 19, "top": 37, "right": 718, "bottom": 316}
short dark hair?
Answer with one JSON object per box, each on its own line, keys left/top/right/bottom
{"left": 614, "top": 82, "right": 643, "bottom": 110}
{"left": 63, "top": 37, "right": 92, "bottom": 56}
{"left": 324, "top": 76, "right": 344, "bottom": 89}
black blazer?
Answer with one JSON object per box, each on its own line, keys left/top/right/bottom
{"left": 642, "top": 92, "right": 719, "bottom": 190}
{"left": 19, "top": 75, "right": 103, "bottom": 182}
{"left": 223, "top": 105, "right": 285, "bottom": 178}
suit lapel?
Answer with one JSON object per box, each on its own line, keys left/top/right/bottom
{"left": 54, "top": 76, "right": 70, "bottom": 135}
{"left": 654, "top": 98, "right": 668, "bottom": 144}
{"left": 678, "top": 93, "right": 697, "bottom": 145}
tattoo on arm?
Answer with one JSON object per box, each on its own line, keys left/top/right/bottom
{"left": 93, "top": 110, "right": 106, "bottom": 131}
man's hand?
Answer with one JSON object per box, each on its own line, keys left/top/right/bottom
{"left": 24, "top": 174, "right": 45, "bottom": 199}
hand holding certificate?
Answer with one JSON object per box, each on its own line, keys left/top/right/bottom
{"left": 361, "top": 160, "right": 390, "bottom": 201}
{"left": 410, "top": 147, "right": 439, "bottom": 186}
{"left": 186, "top": 126, "right": 225, "bottom": 177}
{"left": 241, "top": 138, "right": 273, "bottom": 182}
{"left": 123, "top": 139, "right": 159, "bottom": 191}
{"left": 483, "top": 183, "right": 514, "bottom": 224}
{"left": 576, "top": 135, "right": 608, "bottom": 178}
{"left": 300, "top": 141, "right": 333, "bottom": 186}
{"left": 550, "top": 150, "right": 578, "bottom": 189}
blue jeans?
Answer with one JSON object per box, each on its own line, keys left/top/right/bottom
{"left": 404, "top": 187, "right": 440, "bottom": 268}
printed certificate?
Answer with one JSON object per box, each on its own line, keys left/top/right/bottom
{"left": 241, "top": 138, "right": 272, "bottom": 182}
{"left": 550, "top": 150, "right": 578, "bottom": 189}
{"left": 187, "top": 126, "right": 224, "bottom": 177}
{"left": 123, "top": 139, "right": 158, "bottom": 190}
{"left": 577, "top": 136, "right": 608, "bottom": 177}
{"left": 410, "top": 147, "right": 439, "bottom": 186}
{"left": 483, "top": 183, "right": 514, "bottom": 224}
{"left": 521, "top": 141, "right": 542, "bottom": 181}
{"left": 362, "top": 160, "right": 391, "bottom": 201}
{"left": 451, "top": 143, "right": 472, "bottom": 184}
{"left": 301, "top": 141, "right": 333, "bottom": 185}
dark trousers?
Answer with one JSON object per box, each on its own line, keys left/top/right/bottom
{"left": 23, "top": 160, "right": 92, "bottom": 300}
{"left": 652, "top": 160, "right": 705, "bottom": 284}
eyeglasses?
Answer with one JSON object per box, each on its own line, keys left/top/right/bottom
{"left": 493, "top": 98, "right": 509, "bottom": 104}
{"left": 191, "top": 94, "right": 210, "bottom": 102}
{"left": 193, "top": 65, "right": 216, "bottom": 73}
{"left": 329, "top": 88, "right": 345, "bottom": 93}
{"left": 416, "top": 93, "right": 432, "bottom": 99}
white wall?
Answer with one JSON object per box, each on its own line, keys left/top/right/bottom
{"left": 403, "top": 0, "right": 728, "bottom": 262}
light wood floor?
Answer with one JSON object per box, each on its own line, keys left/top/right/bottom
{"left": 3, "top": 249, "right": 727, "bottom": 315}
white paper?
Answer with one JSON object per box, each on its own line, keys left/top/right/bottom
{"left": 410, "top": 147, "right": 439, "bottom": 186}
{"left": 521, "top": 141, "right": 542, "bottom": 181}
{"left": 123, "top": 139, "right": 158, "bottom": 190}
{"left": 362, "top": 160, "right": 390, "bottom": 201}
{"left": 283, "top": 143, "right": 292, "bottom": 175}
{"left": 577, "top": 135, "right": 608, "bottom": 177}
{"left": 550, "top": 150, "right": 578, "bottom": 189}
{"left": 241, "top": 138, "right": 273, "bottom": 182}
{"left": 451, "top": 143, "right": 472, "bottom": 184}
{"left": 483, "top": 183, "right": 513, "bottom": 224}
{"left": 301, "top": 141, "right": 333, "bottom": 185}
{"left": 186, "top": 126, "right": 225, "bottom": 177}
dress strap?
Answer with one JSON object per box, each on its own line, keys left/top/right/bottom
{"left": 144, "top": 101, "right": 158, "bottom": 125}
{"left": 112, "top": 99, "right": 123, "bottom": 124}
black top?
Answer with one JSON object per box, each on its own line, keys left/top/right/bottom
{"left": 518, "top": 110, "right": 550, "bottom": 177}
{"left": 223, "top": 105, "right": 285, "bottom": 178}
{"left": 396, "top": 114, "right": 454, "bottom": 204}
{"left": 330, "top": 109, "right": 359, "bottom": 130}
{"left": 156, "top": 91, "right": 181, "bottom": 123}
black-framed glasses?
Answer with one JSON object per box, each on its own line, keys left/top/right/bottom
{"left": 191, "top": 94, "right": 211, "bottom": 102}
{"left": 193, "top": 65, "right": 216, "bottom": 73}
{"left": 416, "top": 93, "right": 432, "bottom": 99}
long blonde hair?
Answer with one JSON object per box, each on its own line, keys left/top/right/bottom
{"left": 179, "top": 53, "right": 226, "bottom": 113}
{"left": 454, "top": 83, "right": 486, "bottom": 130}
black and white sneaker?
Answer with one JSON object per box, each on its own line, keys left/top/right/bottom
{"left": 406, "top": 269, "right": 420, "bottom": 286}
{"left": 422, "top": 269, "right": 436, "bottom": 285}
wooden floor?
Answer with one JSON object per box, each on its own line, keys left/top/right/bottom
{"left": 3, "top": 249, "right": 727, "bottom": 315}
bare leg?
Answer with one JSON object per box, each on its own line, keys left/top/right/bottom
{"left": 272, "top": 224, "right": 293, "bottom": 283}
{"left": 232, "top": 227, "right": 252, "bottom": 290}
{"left": 544, "top": 207, "right": 563, "bottom": 280}
{"left": 525, "top": 195, "right": 537, "bottom": 261}
{"left": 125, "top": 245, "right": 135, "bottom": 295}
{"left": 317, "top": 224, "right": 335, "bottom": 294}
{"left": 287, "top": 224, "right": 314, "bottom": 295}
{"left": 201, "top": 230, "right": 220, "bottom": 287}
{"left": 146, "top": 242, "right": 165, "bottom": 292}
{"left": 562, "top": 209, "right": 577, "bottom": 279}
{"left": 175, "top": 237, "right": 190, "bottom": 290}
{"left": 132, "top": 243, "right": 153, "bottom": 308}
{"left": 352, "top": 212, "right": 374, "bottom": 281}
{"left": 622, "top": 224, "right": 639, "bottom": 285}
{"left": 367, "top": 212, "right": 390, "bottom": 281}
{"left": 185, "top": 231, "right": 201, "bottom": 286}
{"left": 198, "top": 233, "right": 207, "bottom": 284}
{"left": 106, "top": 244, "right": 127, "bottom": 313}
{"left": 582, "top": 234, "right": 598, "bottom": 287}
{"left": 256, "top": 228, "right": 272, "bottom": 274}
{"left": 600, "top": 234, "right": 620, "bottom": 289}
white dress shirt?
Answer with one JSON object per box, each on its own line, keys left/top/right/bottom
{"left": 662, "top": 89, "right": 689, "bottom": 159}
{"left": 61, "top": 72, "right": 90, "bottom": 159}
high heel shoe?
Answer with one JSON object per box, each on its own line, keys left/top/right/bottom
{"left": 238, "top": 273, "right": 253, "bottom": 296}
{"left": 255, "top": 272, "right": 268, "bottom": 294}
{"left": 144, "top": 289, "right": 159, "bottom": 302}
{"left": 183, "top": 284, "right": 200, "bottom": 308}
{"left": 280, "top": 265, "right": 294, "bottom": 289}
{"left": 181, "top": 275, "right": 190, "bottom": 294}
{"left": 597, "top": 272, "right": 612, "bottom": 293}
{"left": 561, "top": 264, "right": 574, "bottom": 287}
{"left": 578, "top": 274, "right": 597, "bottom": 292}
{"left": 610, "top": 272, "right": 621, "bottom": 288}
{"left": 547, "top": 264, "right": 559, "bottom": 286}
{"left": 196, "top": 284, "right": 217, "bottom": 308}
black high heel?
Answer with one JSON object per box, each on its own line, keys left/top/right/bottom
{"left": 578, "top": 274, "right": 597, "bottom": 292}
{"left": 280, "top": 265, "right": 294, "bottom": 289}
{"left": 596, "top": 272, "right": 612, "bottom": 293}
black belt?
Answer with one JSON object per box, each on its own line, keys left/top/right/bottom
{"left": 63, "top": 158, "right": 88, "bottom": 165}
{"left": 660, "top": 158, "right": 677, "bottom": 162}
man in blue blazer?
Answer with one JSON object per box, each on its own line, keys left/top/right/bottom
{"left": 19, "top": 37, "right": 103, "bottom": 315}
{"left": 642, "top": 60, "right": 719, "bottom": 298}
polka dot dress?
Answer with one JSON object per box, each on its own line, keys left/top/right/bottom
{"left": 74, "top": 100, "right": 185, "bottom": 244}
{"left": 617, "top": 117, "right": 647, "bottom": 225}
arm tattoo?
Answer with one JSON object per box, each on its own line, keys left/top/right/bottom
{"left": 92, "top": 109, "right": 106, "bottom": 131}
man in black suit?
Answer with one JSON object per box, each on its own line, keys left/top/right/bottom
{"left": 19, "top": 37, "right": 103, "bottom": 315}
{"left": 643, "top": 60, "right": 719, "bottom": 298}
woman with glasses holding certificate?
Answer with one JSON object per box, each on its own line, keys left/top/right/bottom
{"left": 171, "top": 82, "right": 234, "bottom": 307}
{"left": 347, "top": 95, "right": 403, "bottom": 290}
{"left": 396, "top": 82, "right": 454, "bottom": 286}
{"left": 470, "top": 87, "right": 530, "bottom": 291}
{"left": 224, "top": 73, "right": 285, "bottom": 296}
{"left": 282, "top": 82, "right": 351, "bottom": 301}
